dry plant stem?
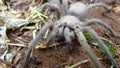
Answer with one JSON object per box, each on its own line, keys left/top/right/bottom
{"left": 100, "top": 37, "right": 114, "bottom": 44}
{"left": 36, "top": 42, "right": 65, "bottom": 49}
{"left": 74, "top": 29, "right": 102, "bottom": 68}
{"left": 84, "top": 19, "right": 120, "bottom": 38}
{"left": 11, "top": 33, "right": 30, "bottom": 43}
{"left": 83, "top": 27, "right": 118, "bottom": 68}
{"left": 64, "top": 27, "right": 72, "bottom": 53}
{"left": 44, "top": 29, "right": 49, "bottom": 38}
{"left": 6, "top": 43, "right": 27, "bottom": 47}
{"left": 23, "top": 23, "right": 51, "bottom": 68}
{"left": 70, "top": 58, "right": 102, "bottom": 68}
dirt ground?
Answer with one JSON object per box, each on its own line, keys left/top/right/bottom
{"left": 0, "top": 0, "right": 120, "bottom": 68}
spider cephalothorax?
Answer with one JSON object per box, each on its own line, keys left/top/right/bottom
{"left": 23, "top": 0, "right": 120, "bottom": 68}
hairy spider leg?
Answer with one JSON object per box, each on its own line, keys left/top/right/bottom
{"left": 68, "top": 2, "right": 112, "bottom": 21}
{"left": 83, "top": 27, "right": 118, "bottom": 68}
{"left": 41, "top": 0, "right": 61, "bottom": 19}
{"left": 64, "top": 27, "right": 73, "bottom": 53}
{"left": 58, "top": 26, "right": 65, "bottom": 37}
{"left": 102, "top": 11, "right": 120, "bottom": 25}
{"left": 83, "top": 3, "right": 112, "bottom": 20}
{"left": 23, "top": 23, "right": 51, "bottom": 68}
{"left": 62, "top": 0, "right": 68, "bottom": 15}
{"left": 45, "top": 25, "right": 59, "bottom": 46}
{"left": 83, "top": 19, "right": 120, "bottom": 38}
{"left": 74, "top": 28, "right": 102, "bottom": 68}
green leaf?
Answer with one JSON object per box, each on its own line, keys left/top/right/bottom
{"left": 84, "top": 33, "right": 92, "bottom": 39}
{"left": 103, "top": 45, "right": 116, "bottom": 58}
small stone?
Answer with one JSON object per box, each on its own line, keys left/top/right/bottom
{"left": 31, "top": 57, "right": 42, "bottom": 65}
{"left": 113, "top": 6, "right": 120, "bottom": 14}
{"left": 34, "top": 58, "right": 42, "bottom": 65}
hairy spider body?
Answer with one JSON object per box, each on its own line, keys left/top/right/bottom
{"left": 45, "top": 15, "right": 119, "bottom": 68}
{"left": 23, "top": 0, "right": 120, "bottom": 68}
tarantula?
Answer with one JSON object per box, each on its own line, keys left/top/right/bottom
{"left": 23, "top": 0, "right": 120, "bottom": 68}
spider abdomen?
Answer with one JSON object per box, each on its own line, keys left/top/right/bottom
{"left": 68, "top": 2, "right": 87, "bottom": 21}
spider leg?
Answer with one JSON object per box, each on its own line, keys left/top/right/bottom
{"left": 58, "top": 26, "right": 64, "bottom": 37}
{"left": 62, "top": 0, "right": 68, "bottom": 15}
{"left": 23, "top": 23, "right": 51, "bottom": 68}
{"left": 102, "top": 11, "right": 120, "bottom": 25}
{"left": 64, "top": 27, "right": 73, "bottom": 53}
{"left": 83, "top": 27, "right": 118, "bottom": 68}
{"left": 41, "top": 0, "right": 60, "bottom": 19}
{"left": 83, "top": 3, "right": 112, "bottom": 19}
{"left": 83, "top": 19, "right": 120, "bottom": 38}
{"left": 45, "top": 25, "right": 59, "bottom": 46}
{"left": 68, "top": 2, "right": 112, "bottom": 21}
{"left": 88, "top": 2, "right": 112, "bottom": 11}
{"left": 74, "top": 28, "right": 102, "bottom": 68}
